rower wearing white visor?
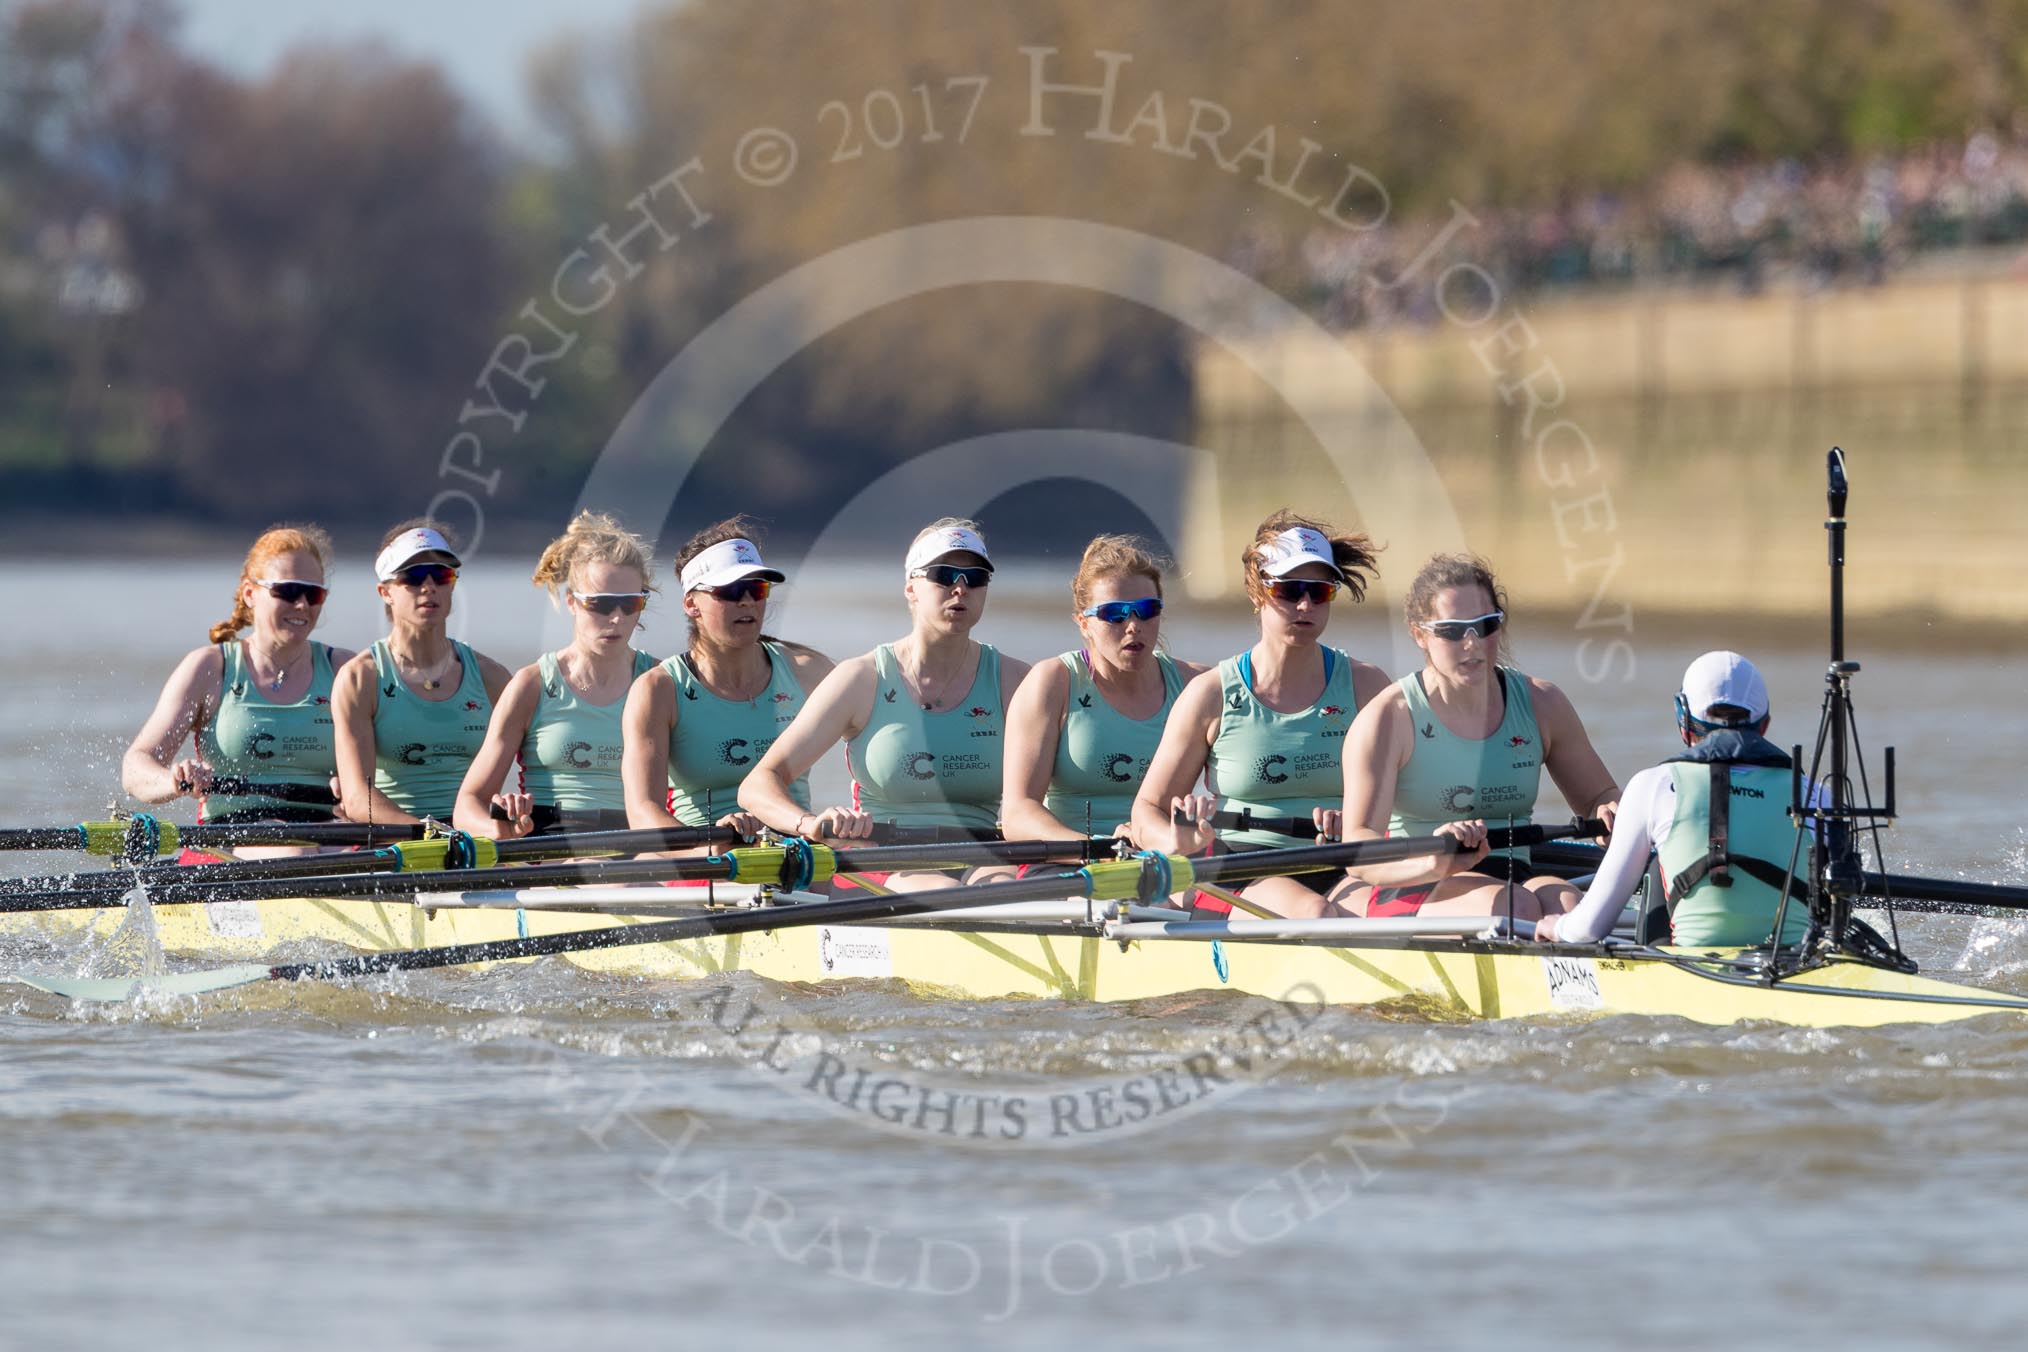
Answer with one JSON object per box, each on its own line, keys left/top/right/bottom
{"left": 1538, "top": 651, "right": 1820, "bottom": 947}
{"left": 740, "top": 518, "right": 1031, "bottom": 891}
{"left": 1134, "top": 512, "right": 1390, "bottom": 919}
{"left": 621, "top": 518, "right": 832, "bottom": 836}
{"left": 333, "top": 520, "right": 513, "bottom": 825}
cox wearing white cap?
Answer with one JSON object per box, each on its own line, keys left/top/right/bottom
{"left": 1331, "top": 552, "right": 1620, "bottom": 924}
{"left": 1539, "top": 651, "right": 1820, "bottom": 948}
{"left": 1133, "top": 511, "right": 1392, "bottom": 919}
{"left": 332, "top": 518, "right": 513, "bottom": 824}
{"left": 739, "top": 517, "right": 1032, "bottom": 889}
{"left": 622, "top": 517, "right": 832, "bottom": 838}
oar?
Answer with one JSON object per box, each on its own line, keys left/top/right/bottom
{"left": 0, "top": 822, "right": 749, "bottom": 900}
{"left": 197, "top": 776, "right": 340, "bottom": 807}
{"left": 11, "top": 826, "right": 1582, "bottom": 1000}
{"left": 0, "top": 818, "right": 432, "bottom": 857}
{"left": 1180, "top": 809, "right": 1609, "bottom": 847}
{"left": 0, "top": 834, "right": 1099, "bottom": 915}
{"left": 1857, "top": 871, "right": 2028, "bottom": 913}
{"left": 491, "top": 804, "right": 632, "bottom": 834}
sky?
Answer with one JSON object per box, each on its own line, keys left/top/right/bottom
{"left": 175, "top": 0, "right": 650, "bottom": 139}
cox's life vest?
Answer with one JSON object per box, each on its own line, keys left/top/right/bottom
{"left": 1655, "top": 730, "right": 1812, "bottom": 948}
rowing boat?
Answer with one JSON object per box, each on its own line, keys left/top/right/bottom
{"left": 7, "top": 860, "right": 2024, "bottom": 1027}
{"left": 8, "top": 450, "right": 2026, "bottom": 1028}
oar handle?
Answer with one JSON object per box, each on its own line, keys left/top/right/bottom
{"left": 1172, "top": 810, "right": 1608, "bottom": 848}
{"left": 483, "top": 804, "right": 994, "bottom": 847}
{"left": 863, "top": 823, "right": 1004, "bottom": 846}
{"left": 1175, "top": 807, "right": 1333, "bottom": 838}
{"left": 489, "top": 803, "right": 633, "bottom": 834}
{"left": 185, "top": 776, "right": 339, "bottom": 807}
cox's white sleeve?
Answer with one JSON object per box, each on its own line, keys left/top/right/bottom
{"left": 1554, "top": 767, "right": 1673, "bottom": 944}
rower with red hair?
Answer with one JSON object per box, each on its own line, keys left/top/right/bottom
{"left": 122, "top": 523, "right": 354, "bottom": 824}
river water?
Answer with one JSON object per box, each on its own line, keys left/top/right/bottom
{"left": 2, "top": 557, "right": 2025, "bottom": 1350}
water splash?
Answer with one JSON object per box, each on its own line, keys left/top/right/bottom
{"left": 70, "top": 880, "right": 168, "bottom": 981}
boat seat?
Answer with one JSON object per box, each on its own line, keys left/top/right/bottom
{"left": 1632, "top": 856, "right": 1671, "bottom": 945}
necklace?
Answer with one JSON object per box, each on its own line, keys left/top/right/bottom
{"left": 249, "top": 642, "right": 290, "bottom": 692}
{"left": 399, "top": 648, "right": 458, "bottom": 692}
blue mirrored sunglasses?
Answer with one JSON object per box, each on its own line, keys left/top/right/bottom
{"left": 1080, "top": 597, "right": 1163, "bottom": 624}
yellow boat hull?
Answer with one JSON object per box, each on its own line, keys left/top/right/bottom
{"left": 9, "top": 892, "right": 2025, "bottom": 1028}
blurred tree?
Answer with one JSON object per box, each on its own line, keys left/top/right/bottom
{"left": 115, "top": 44, "right": 510, "bottom": 517}
{"left": 2, "top": 1, "right": 511, "bottom": 522}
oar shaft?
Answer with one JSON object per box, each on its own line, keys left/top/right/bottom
{"left": 0, "top": 828, "right": 90, "bottom": 851}
{"left": 254, "top": 828, "right": 1593, "bottom": 984}
{"left": 1859, "top": 871, "right": 2028, "bottom": 911}
{"left": 0, "top": 837, "right": 1096, "bottom": 913}
{"left": 175, "top": 822, "right": 427, "bottom": 850}
{"left": 1183, "top": 811, "right": 1608, "bottom": 848}
{"left": 0, "top": 824, "right": 742, "bottom": 901}
{"left": 1190, "top": 821, "right": 1596, "bottom": 885}
{"left": 269, "top": 864, "right": 1111, "bottom": 980}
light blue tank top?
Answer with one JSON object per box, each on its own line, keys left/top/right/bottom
{"left": 369, "top": 639, "right": 492, "bottom": 820}
{"left": 518, "top": 649, "right": 657, "bottom": 811}
{"left": 1043, "top": 649, "right": 1185, "bottom": 832}
{"left": 1390, "top": 668, "right": 1541, "bottom": 860}
{"left": 663, "top": 641, "right": 811, "bottom": 827}
{"left": 1206, "top": 647, "right": 1357, "bottom": 846}
{"left": 848, "top": 643, "right": 1004, "bottom": 830}
{"left": 197, "top": 641, "right": 339, "bottom": 820}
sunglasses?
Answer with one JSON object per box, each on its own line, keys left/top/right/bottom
{"left": 913, "top": 565, "right": 992, "bottom": 590}
{"left": 697, "top": 577, "right": 771, "bottom": 604}
{"left": 574, "top": 591, "right": 649, "bottom": 616}
{"left": 1081, "top": 597, "right": 1163, "bottom": 624}
{"left": 254, "top": 579, "right": 328, "bottom": 606}
{"left": 1262, "top": 577, "right": 1338, "bottom": 605}
{"left": 1417, "top": 611, "right": 1505, "bottom": 642}
{"left": 390, "top": 564, "right": 458, "bottom": 588}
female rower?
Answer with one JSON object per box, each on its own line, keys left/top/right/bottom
{"left": 453, "top": 512, "right": 660, "bottom": 839}
{"left": 332, "top": 520, "right": 513, "bottom": 825}
{"left": 1329, "top": 553, "right": 1620, "bottom": 922}
{"left": 738, "top": 519, "right": 1031, "bottom": 891}
{"left": 122, "top": 524, "right": 353, "bottom": 826}
{"left": 1131, "top": 513, "right": 1390, "bottom": 919}
{"left": 620, "top": 519, "right": 831, "bottom": 836}
{"left": 1002, "top": 534, "right": 1205, "bottom": 844}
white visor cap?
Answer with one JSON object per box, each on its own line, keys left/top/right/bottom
{"left": 374, "top": 528, "right": 461, "bottom": 581}
{"left": 1680, "top": 650, "right": 1770, "bottom": 724}
{"left": 1256, "top": 526, "right": 1345, "bottom": 579}
{"left": 904, "top": 525, "right": 993, "bottom": 577}
{"left": 680, "top": 537, "right": 785, "bottom": 592}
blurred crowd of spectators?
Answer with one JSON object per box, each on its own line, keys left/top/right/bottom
{"left": 1225, "top": 128, "right": 2028, "bottom": 331}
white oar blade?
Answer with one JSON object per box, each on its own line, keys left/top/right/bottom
{"left": 15, "top": 964, "right": 272, "bottom": 1001}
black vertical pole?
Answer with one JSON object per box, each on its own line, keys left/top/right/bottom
{"left": 1821, "top": 448, "right": 1855, "bottom": 941}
